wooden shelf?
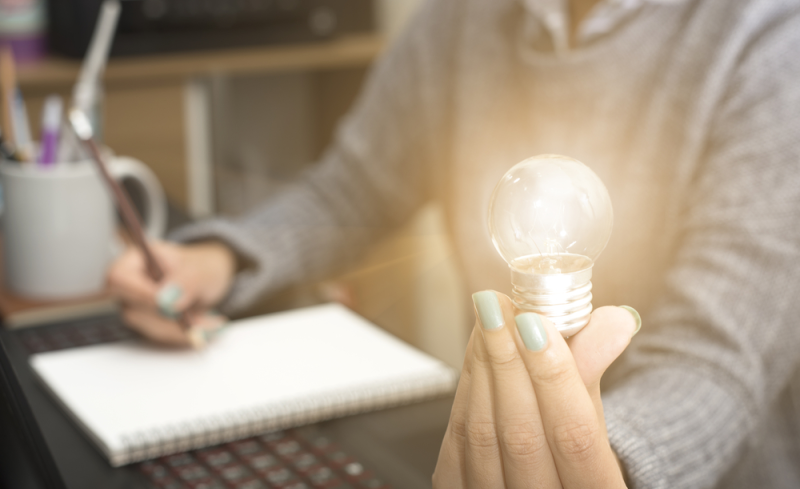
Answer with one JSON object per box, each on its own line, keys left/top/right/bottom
{"left": 16, "top": 33, "right": 381, "bottom": 216}
{"left": 18, "top": 33, "right": 384, "bottom": 90}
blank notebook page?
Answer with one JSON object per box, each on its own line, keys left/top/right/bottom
{"left": 30, "top": 303, "right": 456, "bottom": 466}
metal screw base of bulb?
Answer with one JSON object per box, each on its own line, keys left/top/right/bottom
{"left": 510, "top": 255, "right": 593, "bottom": 338}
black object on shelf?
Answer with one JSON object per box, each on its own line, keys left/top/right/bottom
{"left": 47, "top": 0, "right": 375, "bottom": 58}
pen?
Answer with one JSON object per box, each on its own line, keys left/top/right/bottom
{"left": 69, "top": 109, "right": 163, "bottom": 281}
{"left": 0, "top": 45, "right": 17, "bottom": 151}
{"left": 0, "top": 47, "right": 31, "bottom": 162}
{"left": 12, "top": 89, "right": 32, "bottom": 162}
{"left": 56, "top": 119, "right": 86, "bottom": 163}
{"left": 38, "top": 95, "right": 62, "bottom": 166}
{"left": 69, "top": 109, "right": 191, "bottom": 330}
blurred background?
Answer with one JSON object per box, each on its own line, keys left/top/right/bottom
{"left": 2, "top": 0, "right": 469, "bottom": 368}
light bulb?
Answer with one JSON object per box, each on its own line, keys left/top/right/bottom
{"left": 488, "top": 154, "right": 613, "bottom": 337}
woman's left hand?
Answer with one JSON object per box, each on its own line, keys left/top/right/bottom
{"left": 432, "top": 290, "right": 640, "bottom": 488}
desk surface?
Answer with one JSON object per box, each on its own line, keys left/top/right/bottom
{"left": 1, "top": 316, "right": 451, "bottom": 489}
{"left": 18, "top": 34, "right": 384, "bottom": 90}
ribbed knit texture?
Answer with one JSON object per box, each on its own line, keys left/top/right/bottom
{"left": 173, "top": 0, "right": 800, "bottom": 486}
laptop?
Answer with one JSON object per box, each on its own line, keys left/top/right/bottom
{"left": 0, "top": 315, "right": 452, "bottom": 489}
{"left": 0, "top": 333, "right": 66, "bottom": 489}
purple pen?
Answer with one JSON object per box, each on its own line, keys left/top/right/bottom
{"left": 38, "top": 95, "right": 63, "bottom": 166}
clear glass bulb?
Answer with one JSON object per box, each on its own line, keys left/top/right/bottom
{"left": 488, "top": 154, "right": 613, "bottom": 336}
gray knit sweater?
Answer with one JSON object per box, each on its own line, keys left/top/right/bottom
{"left": 173, "top": 0, "right": 800, "bottom": 486}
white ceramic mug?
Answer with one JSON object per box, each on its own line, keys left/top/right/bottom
{"left": 0, "top": 154, "right": 166, "bottom": 300}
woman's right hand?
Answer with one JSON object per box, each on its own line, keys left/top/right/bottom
{"left": 107, "top": 240, "right": 237, "bottom": 348}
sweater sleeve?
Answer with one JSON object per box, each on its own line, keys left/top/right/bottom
{"left": 603, "top": 7, "right": 800, "bottom": 488}
{"left": 170, "top": 0, "right": 460, "bottom": 314}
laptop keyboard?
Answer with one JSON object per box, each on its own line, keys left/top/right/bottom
{"left": 17, "top": 317, "right": 393, "bottom": 489}
{"left": 138, "top": 429, "right": 390, "bottom": 489}
{"left": 17, "top": 315, "right": 136, "bottom": 353}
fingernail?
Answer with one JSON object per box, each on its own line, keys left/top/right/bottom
{"left": 203, "top": 321, "right": 228, "bottom": 342}
{"left": 619, "top": 306, "right": 641, "bottom": 336}
{"left": 157, "top": 284, "right": 183, "bottom": 318}
{"left": 472, "top": 291, "right": 504, "bottom": 330}
{"left": 187, "top": 315, "right": 227, "bottom": 350}
{"left": 187, "top": 327, "right": 206, "bottom": 349}
{"left": 515, "top": 313, "right": 547, "bottom": 351}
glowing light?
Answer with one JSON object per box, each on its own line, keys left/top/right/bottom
{"left": 488, "top": 154, "right": 613, "bottom": 336}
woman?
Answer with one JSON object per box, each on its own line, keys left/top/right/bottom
{"left": 109, "top": 0, "right": 800, "bottom": 486}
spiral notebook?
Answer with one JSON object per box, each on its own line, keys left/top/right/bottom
{"left": 29, "top": 303, "right": 458, "bottom": 467}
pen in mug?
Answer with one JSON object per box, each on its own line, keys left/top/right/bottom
{"left": 12, "top": 89, "right": 32, "bottom": 162}
{"left": 38, "top": 95, "right": 63, "bottom": 166}
{"left": 0, "top": 45, "right": 17, "bottom": 153}
{"left": 0, "top": 48, "right": 31, "bottom": 162}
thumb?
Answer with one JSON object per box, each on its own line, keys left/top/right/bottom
{"left": 568, "top": 305, "right": 641, "bottom": 389}
{"left": 568, "top": 306, "right": 640, "bottom": 444}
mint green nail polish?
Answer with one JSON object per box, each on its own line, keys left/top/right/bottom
{"left": 619, "top": 306, "right": 642, "bottom": 336}
{"left": 472, "top": 291, "right": 504, "bottom": 330}
{"left": 157, "top": 284, "right": 183, "bottom": 318}
{"left": 515, "top": 313, "right": 547, "bottom": 351}
{"left": 204, "top": 324, "right": 228, "bottom": 342}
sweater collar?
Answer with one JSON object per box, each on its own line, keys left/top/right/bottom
{"left": 520, "top": 0, "right": 689, "bottom": 55}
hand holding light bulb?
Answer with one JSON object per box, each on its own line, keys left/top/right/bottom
{"left": 432, "top": 291, "right": 637, "bottom": 489}
{"left": 488, "top": 154, "right": 614, "bottom": 336}
{"left": 432, "top": 155, "right": 634, "bottom": 488}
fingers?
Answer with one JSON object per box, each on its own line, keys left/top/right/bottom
{"left": 109, "top": 241, "right": 235, "bottom": 347}
{"left": 109, "top": 241, "right": 235, "bottom": 315}
{"left": 433, "top": 331, "right": 475, "bottom": 488}
{"left": 107, "top": 246, "right": 162, "bottom": 307}
{"left": 473, "top": 291, "right": 560, "bottom": 488}
{"left": 123, "top": 307, "right": 228, "bottom": 349}
{"left": 122, "top": 308, "right": 188, "bottom": 346}
{"left": 108, "top": 242, "right": 191, "bottom": 312}
{"left": 513, "top": 312, "right": 625, "bottom": 489}
{"left": 462, "top": 318, "right": 504, "bottom": 489}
